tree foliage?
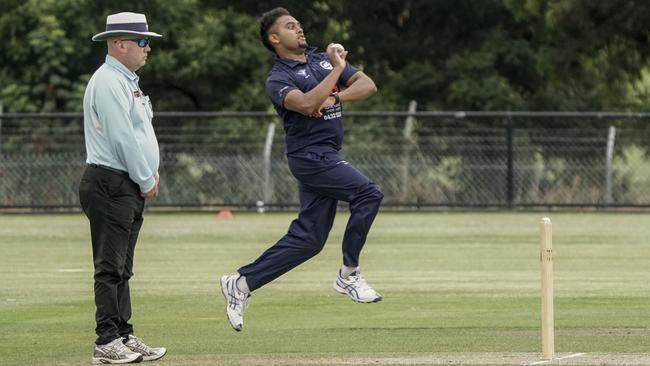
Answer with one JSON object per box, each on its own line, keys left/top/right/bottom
{"left": 1, "top": 0, "right": 650, "bottom": 112}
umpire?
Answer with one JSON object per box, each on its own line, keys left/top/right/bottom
{"left": 79, "top": 12, "right": 165, "bottom": 364}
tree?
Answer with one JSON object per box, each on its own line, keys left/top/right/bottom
{"left": 2, "top": 0, "right": 650, "bottom": 112}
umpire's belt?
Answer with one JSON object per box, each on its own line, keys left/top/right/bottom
{"left": 88, "top": 163, "right": 130, "bottom": 178}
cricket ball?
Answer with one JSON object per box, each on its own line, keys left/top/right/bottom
{"left": 332, "top": 43, "right": 345, "bottom": 52}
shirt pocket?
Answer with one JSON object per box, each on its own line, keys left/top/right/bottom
{"left": 143, "top": 95, "right": 153, "bottom": 119}
{"left": 131, "top": 93, "right": 151, "bottom": 125}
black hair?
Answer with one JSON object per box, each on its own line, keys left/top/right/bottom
{"left": 260, "top": 7, "right": 291, "bottom": 52}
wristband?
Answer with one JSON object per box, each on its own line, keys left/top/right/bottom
{"left": 330, "top": 92, "right": 340, "bottom": 105}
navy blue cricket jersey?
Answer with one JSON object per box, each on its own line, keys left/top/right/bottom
{"left": 265, "top": 47, "right": 359, "bottom": 154}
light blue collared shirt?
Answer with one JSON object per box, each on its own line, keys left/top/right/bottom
{"left": 83, "top": 54, "right": 159, "bottom": 193}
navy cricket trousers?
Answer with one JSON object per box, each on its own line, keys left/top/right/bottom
{"left": 238, "top": 148, "right": 384, "bottom": 291}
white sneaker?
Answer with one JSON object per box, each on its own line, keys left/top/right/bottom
{"left": 92, "top": 337, "right": 143, "bottom": 364}
{"left": 124, "top": 335, "right": 166, "bottom": 362}
{"left": 333, "top": 269, "right": 382, "bottom": 303}
{"left": 220, "top": 275, "right": 251, "bottom": 331}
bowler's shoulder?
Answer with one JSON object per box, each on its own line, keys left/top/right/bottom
{"left": 266, "top": 63, "right": 293, "bottom": 82}
{"left": 310, "top": 51, "right": 328, "bottom": 61}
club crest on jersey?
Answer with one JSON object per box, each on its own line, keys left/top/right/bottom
{"left": 133, "top": 90, "right": 141, "bottom": 98}
{"left": 319, "top": 60, "right": 333, "bottom": 70}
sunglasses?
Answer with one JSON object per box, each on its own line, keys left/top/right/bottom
{"left": 116, "top": 38, "right": 150, "bottom": 48}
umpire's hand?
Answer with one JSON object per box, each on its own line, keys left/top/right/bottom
{"left": 141, "top": 174, "right": 159, "bottom": 198}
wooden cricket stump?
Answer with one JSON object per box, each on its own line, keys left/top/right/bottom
{"left": 539, "top": 217, "right": 554, "bottom": 360}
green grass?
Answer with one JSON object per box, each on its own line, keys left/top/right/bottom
{"left": 1, "top": 212, "right": 649, "bottom": 365}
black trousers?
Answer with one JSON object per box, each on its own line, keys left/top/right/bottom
{"left": 79, "top": 165, "right": 145, "bottom": 345}
{"left": 239, "top": 148, "right": 383, "bottom": 291}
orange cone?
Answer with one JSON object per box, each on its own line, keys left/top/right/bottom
{"left": 216, "top": 209, "right": 235, "bottom": 220}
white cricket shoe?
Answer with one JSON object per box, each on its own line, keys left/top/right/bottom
{"left": 220, "top": 275, "right": 251, "bottom": 331}
{"left": 92, "top": 337, "right": 143, "bottom": 364}
{"left": 124, "top": 335, "right": 166, "bottom": 362}
{"left": 333, "top": 269, "right": 382, "bottom": 303}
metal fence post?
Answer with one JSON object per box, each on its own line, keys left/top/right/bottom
{"left": 0, "top": 102, "right": 3, "bottom": 154}
{"left": 260, "top": 121, "right": 276, "bottom": 212}
{"left": 400, "top": 100, "right": 417, "bottom": 203}
{"left": 0, "top": 102, "right": 3, "bottom": 205}
{"left": 605, "top": 126, "right": 616, "bottom": 205}
{"left": 506, "top": 117, "right": 514, "bottom": 206}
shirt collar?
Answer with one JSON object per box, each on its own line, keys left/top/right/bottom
{"left": 105, "top": 54, "right": 139, "bottom": 82}
{"left": 275, "top": 47, "right": 318, "bottom": 68}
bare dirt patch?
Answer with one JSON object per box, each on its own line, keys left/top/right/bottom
{"left": 495, "top": 328, "right": 650, "bottom": 337}
{"left": 304, "top": 353, "right": 650, "bottom": 365}
{"left": 162, "top": 353, "right": 650, "bottom": 366}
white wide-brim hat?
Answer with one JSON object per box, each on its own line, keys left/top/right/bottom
{"left": 92, "top": 12, "right": 162, "bottom": 41}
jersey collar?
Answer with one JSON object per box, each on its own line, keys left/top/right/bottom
{"left": 105, "top": 54, "right": 139, "bottom": 82}
{"left": 275, "top": 47, "right": 317, "bottom": 68}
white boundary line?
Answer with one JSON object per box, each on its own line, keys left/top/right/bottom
{"left": 525, "top": 353, "right": 587, "bottom": 365}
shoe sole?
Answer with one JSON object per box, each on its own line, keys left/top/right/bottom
{"left": 220, "top": 276, "right": 243, "bottom": 332}
{"left": 333, "top": 280, "right": 382, "bottom": 303}
{"left": 142, "top": 348, "right": 167, "bottom": 362}
{"left": 92, "top": 354, "right": 143, "bottom": 364}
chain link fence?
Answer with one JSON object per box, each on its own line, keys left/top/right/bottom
{"left": 2, "top": 110, "right": 650, "bottom": 211}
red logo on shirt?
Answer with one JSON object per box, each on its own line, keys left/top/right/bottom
{"left": 133, "top": 90, "right": 141, "bottom": 98}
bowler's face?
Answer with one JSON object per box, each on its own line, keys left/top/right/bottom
{"left": 273, "top": 15, "right": 308, "bottom": 50}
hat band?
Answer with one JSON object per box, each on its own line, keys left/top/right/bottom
{"left": 106, "top": 22, "right": 149, "bottom": 32}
